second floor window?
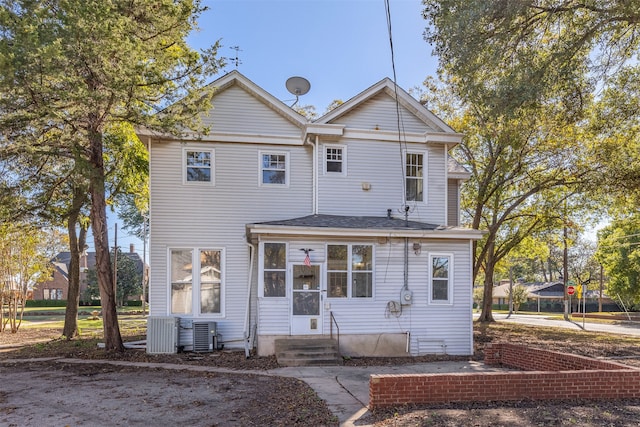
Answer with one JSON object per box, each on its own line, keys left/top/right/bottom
{"left": 260, "top": 152, "right": 288, "bottom": 185}
{"left": 185, "top": 150, "right": 213, "bottom": 183}
{"left": 325, "top": 146, "right": 345, "bottom": 174}
{"left": 406, "top": 152, "right": 424, "bottom": 202}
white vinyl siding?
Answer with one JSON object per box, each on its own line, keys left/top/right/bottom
{"left": 336, "top": 92, "right": 435, "bottom": 133}
{"left": 199, "top": 85, "right": 302, "bottom": 137}
{"left": 149, "top": 140, "right": 312, "bottom": 348}
{"left": 447, "top": 180, "right": 459, "bottom": 226}
{"left": 317, "top": 139, "right": 446, "bottom": 224}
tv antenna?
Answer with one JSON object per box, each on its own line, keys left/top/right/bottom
{"left": 285, "top": 76, "right": 310, "bottom": 107}
{"left": 228, "top": 46, "right": 242, "bottom": 68}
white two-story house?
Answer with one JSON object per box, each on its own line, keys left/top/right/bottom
{"left": 140, "top": 71, "right": 482, "bottom": 357}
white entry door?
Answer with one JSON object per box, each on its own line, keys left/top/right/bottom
{"left": 290, "top": 264, "right": 323, "bottom": 335}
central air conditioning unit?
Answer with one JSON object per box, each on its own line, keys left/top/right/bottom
{"left": 147, "top": 316, "right": 180, "bottom": 354}
{"left": 193, "top": 321, "right": 218, "bottom": 352}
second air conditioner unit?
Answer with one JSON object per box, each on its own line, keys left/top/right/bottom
{"left": 192, "top": 321, "right": 218, "bottom": 352}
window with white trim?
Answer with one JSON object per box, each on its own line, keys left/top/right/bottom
{"left": 262, "top": 243, "right": 286, "bottom": 297}
{"left": 327, "top": 244, "right": 373, "bottom": 298}
{"left": 405, "top": 152, "right": 424, "bottom": 202}
{"left": 325, "top": 145, "right": 346, "bottom": 175}
{"left": 429, "top": 254, "right": 451, "bottom": 303}
{"left": 260, "top": 152, "right": 288, "bottom": 185}
{"left": 170, "top": 248, "right": 223, "bottom": 315}
{"left": 184, "top": 149, "right": 214, "bottom": 183}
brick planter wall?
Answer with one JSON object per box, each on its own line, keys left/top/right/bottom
{"left": 369, "top": 343, "right": 640, "bottom": 410}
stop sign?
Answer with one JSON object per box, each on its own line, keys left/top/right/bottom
{"left": 567, "top": 285, "right": 575, "bottom": 295}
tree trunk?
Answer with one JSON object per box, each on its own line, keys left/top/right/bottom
{"left": 63, "top": 200, "right": 86, "bottom": 339}
{"left": 88, "top": 127, "right": 124, "bottom": 352}
{"left": 478, "top": 240, "right": 496, "bottom": 322}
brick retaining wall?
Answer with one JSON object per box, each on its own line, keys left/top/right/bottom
{"left": 369, "top": 343, "right": 640, "bottom": 410}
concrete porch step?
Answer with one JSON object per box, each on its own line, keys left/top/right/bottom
{"left": 275, "top": 338, "right": 343, "bottom": 367}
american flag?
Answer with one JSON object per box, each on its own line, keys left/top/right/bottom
{"left": 304, "top": 252, "right": 311, "bottom": 267}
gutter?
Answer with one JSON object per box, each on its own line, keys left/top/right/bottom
{"left": 243, "top": 242, "right": 256, "bottom": 358}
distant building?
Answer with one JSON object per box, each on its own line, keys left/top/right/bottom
{"left": 32, "top": 244, "right": 146, "bottom": 304}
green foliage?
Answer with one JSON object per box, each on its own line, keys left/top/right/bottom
{"left": 422, "top": 0, "right": 640, "bottom": 120}
{"left": 507, "top": 284, "right": 529, "bottom": 312}
{"left": 26, "top": 300, "right": 68, "bottom": 308}
{"left": 596, "top": 215, "right": 640, "bottom": 309}
{"left": 84, "top": 249, "right": 142, "bottom": 307}
{"left": 0, "top": 0, "right": 222, "bottom": 350}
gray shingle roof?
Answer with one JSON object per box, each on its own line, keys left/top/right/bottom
{"left": 253, "top": 214, "right": 445, "bottom": 231}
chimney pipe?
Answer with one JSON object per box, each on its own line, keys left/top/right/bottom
{"left": 130, "top": 243, "right": 135, "bottom": 253}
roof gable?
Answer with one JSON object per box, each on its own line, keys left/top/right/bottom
{"left": 315, "top": 78, "right": 456, "bottom": 134}
{"left": 205, "top": 70, "right": 308, "bottom": 131}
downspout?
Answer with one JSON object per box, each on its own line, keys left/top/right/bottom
{"left": 314, "top": 135, "right": 318, "bottom": 214}
{"left": 304, "top": 135, "right": 318, "bottom": 214}
{"left": 243, "top": 242, "right": 256, "bottom": 358}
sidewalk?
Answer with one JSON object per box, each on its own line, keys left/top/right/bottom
{"left": 270, "top": 360, "right": 504, "bottom": 426}
{"left": 492, "top": 313, "right": 640, "bottom": 337}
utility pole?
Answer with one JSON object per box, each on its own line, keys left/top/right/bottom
{"left": 113, "top": 223, "right": 118, "bottom": 307}
{"left": 563, "top": 223, "right": 569, "bottom": 321}
{"left": 142, "top": 215, "right": 147, "bottom": 315}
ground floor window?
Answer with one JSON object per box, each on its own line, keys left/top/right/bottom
{"left": 327, "top": 244, "right": 373, "bottom": 298}
{"left": 170, "top": 248, "right": 223, "bottom": 315}
{"left": 262, "top": 243, "right": 286, "bottom": 297}
{"left": 429, "top": 254, "right": 452, "bottom": 304}
{"left": 43, "top": 288, "right": 63, "bottom": 300}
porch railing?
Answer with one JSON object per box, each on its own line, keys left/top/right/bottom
{"left": 329, "top": 311, "right": 340, "bottom": 352}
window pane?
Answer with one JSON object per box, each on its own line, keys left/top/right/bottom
{"left": 199, "top": 250, "right": 221, "bottom": 313}
{"left": 432, "top": 279, "right": 448, "bottom": 301}
{"left": 187, "top": 167, "right": 211, "bottom": 182}
{"left": 352, "top": 272, "right": 372, "bottom": 298}
{"left": 326, "top": 148, "right": 343, "bottom": 173}
{"left": 327, "top": 245, "right": 348, "bottom": 270}
{"left": 328, "top": 272, "right": 347, "bottom": 297}
{"left": 352, "top": 245, "right": 372, "bottom": 270}
{"left": 171, "top": 282, "right": 192, "bottom": 314}
{"left": 432, "top": 257, "right": 449, "bottom": 278}
{"left": 264, "top": 243, "right": 286, "bottom": 269}
{"left": 200, "top": 282, "right": 221, "bottom": 313}
{"left": 171, "top": 249, "right": 193, "bottom": 314}
{"left": 264, "top": 271, "right": 286, "bottom": 297}
{"left": 186, "top": 151, "right": 211, "bottom": 182}
{"left": 406, "top": 153, "right": 423, "bottom": 201}
{"left": 262, "top": 170, "right": 285, "bottom": 184}
{"left": 293, "top": 292, "right": 319, "bottom": 315}
{"left": 326, "top": 161, "right": 342, "bottom": 173}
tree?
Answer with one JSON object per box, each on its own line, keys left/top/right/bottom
{"left": 85, "top": 249, "right": 142, "bottom": 307}
{"left": 507, "top": 284, "right": 529, "bottom": 313}
{"left": 422, "top": 1, "right": 640, "bottom": 120}
{"left": 0, "top": 0, "right": 222, "bottom": 350}
{"left": 0, "top": 224, "right": 64, "bottom": 333}
{"left": 596, "top": 215, "right": 640, "bottom": 309}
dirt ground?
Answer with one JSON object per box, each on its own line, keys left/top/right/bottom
{"left": 3, "top": 322, "right": 640, "bottom": 426}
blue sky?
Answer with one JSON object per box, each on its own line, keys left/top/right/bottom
{"left": 98, "top": 0, "right": 438, "bottom": 257}
{"left": 191, "top": 0, "right": 438, "bottom": 113}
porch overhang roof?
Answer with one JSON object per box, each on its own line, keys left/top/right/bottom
{"left": 246, "top": 214, "right": 485, "bottom": 241}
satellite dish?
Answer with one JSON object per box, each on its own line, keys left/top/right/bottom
{"left": 285, "top": 76, "right": 310, "bottom": 107}
{"left": 286, "top": 76, "right": 310, "bottom": 96}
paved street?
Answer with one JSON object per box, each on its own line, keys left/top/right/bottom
{"left": 490, "top": 312, "right": 640, "bottom": 337}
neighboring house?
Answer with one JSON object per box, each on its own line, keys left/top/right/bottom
{"left": 492, "top": 281, "right": 618, "bottom": 313}
{"left": 33, "top": 244, "right": 146, "bottom": 304}
{"left": 140, "top": 71, "right": 483, "bottom": 357}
